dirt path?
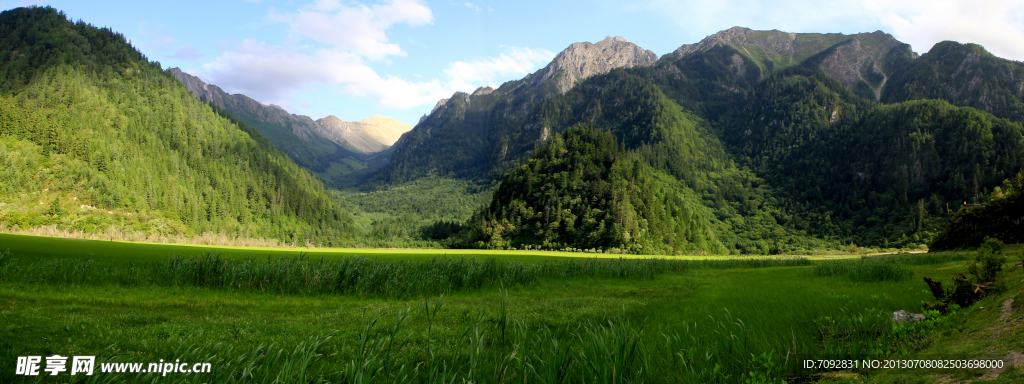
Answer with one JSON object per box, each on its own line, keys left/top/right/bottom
{"left": 1002, "top": 298, "right": 1015, "bottom": 321}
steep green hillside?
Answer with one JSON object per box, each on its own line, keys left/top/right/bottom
{"left": 224, "top": 105, "right": 364, "bottom": 174}
{"left": 883, "top": 41, "right": 1024, "bottom": 122}
{"left": 169, "top": 68, "right": 401, "bottom": 190}
{"left": 0, "top": 7, "right": 352, "bottom": 244}
{"left": 721, "top": 68, "right": 1024, "bottom": 247}
{"left": 382, "top": 79, "right": 561, "bottom": 184}
{"left": 381, "top": 36, "right": 655, "bottom": 185}
{"left": 455, "top": 125, "right": 726, "bottom": 254}
{"left": 718, "top": 67, "right": 875, "bottom": 171}
{"left": 520, "top": 70, "right": 729, "bottom": 181}
{"left": 430, "top": 72, "right": 833, "bottom": 254}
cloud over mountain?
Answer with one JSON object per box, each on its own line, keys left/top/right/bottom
{"left": 193, "top": 0, "right": 551, "bottom": 116}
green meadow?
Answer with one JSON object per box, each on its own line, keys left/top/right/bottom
{"left": 1, "top": 234, "right": 1021, "bottom": 383}
{"left": 0, "top": 233, "right": 836, "bottom": 265}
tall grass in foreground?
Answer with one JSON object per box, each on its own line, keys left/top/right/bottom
{"left": 812, "top": 254, "right": 967, "bottom": 282}
{"left": 54, "top": 292, "right": 948, "bottom": 384}
{"left": 0, "top": 251, "right": 810, "bottom": 298}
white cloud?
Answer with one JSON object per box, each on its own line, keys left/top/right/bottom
{"left": 166, "top": 44, "right": 202, "bottom": 61}
{"left": 269, "top": 0, "right": 433, "bottom": 60}
{"left": 137, "top": 24, "right": 177, "bottom": 51}
{"left": 137, "top": 23, "right": 204, "bottom": 62}
{"left": 201, "top": 40, "right": 362, "bottom": 101}
{"left": 645, "top": 0, "right": 1024, "bottom": 61}
{"left": 199, "top": 0, "right": 552, "bottom": 114}
{"left": 443, "top": 47, "right": 554, "bottom": 90}
{"left": 201, "top": 42, "right": 553, "bottom": 111}
{"left": 865, "top": 0, "right": 1024, "bottom": 61}
{"left": 643, "top": 0, "right": 868, "bottom": 37}
{"left": 464, "top": 2, "right": 482, "bottom": 12}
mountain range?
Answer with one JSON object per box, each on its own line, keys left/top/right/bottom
{"left": 169, "top": 68, "right": 411, "bottom": 186}
{"left": 378, "top": 27, "right": 1024, "bottom": 252}
{"left": 1, "top": 5, "right": 1021, "bottom": 252}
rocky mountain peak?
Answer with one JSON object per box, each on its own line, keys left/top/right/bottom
{"left": 530, "top": 36, "right": 657, "bottom": 93}
{"left": 169, "top": 68, "right": 222, "bottom": 105}
{"left": 673, "top": 27, "right": 796, "bottom": 57}
{"left": 418, "top": 97, "right": 450, "bottom": 124}
{"left": 670, "top": 28, "right": 912, "bottom": 99}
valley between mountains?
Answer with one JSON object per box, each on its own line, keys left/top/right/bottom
{"left": 1, "top": 7, "right": 1022, "bottom": 253}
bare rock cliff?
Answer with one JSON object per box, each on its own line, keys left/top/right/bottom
{"left": 672, "top": 27, "right": 914, "bottom": 99}
{"left": 531, "top": 36, "right": 658, "bottom": 93}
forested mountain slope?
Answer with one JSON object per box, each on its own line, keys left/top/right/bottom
{"left": 169, "top": 68, "right": 364, "bottom": 173}
{"left": 455, "top": 70, "right": 835, "bottom": 254}
{"left": 882, "top": 41, "right": 1024, "bottom": 122}
{"left": 719, "top": 68, "right": 1024, "bottom": 246}
{"left": 930, "top": 172, "right": 1024, "bottom": 250}
{"left": 455, "top": 125, "right": 726, "bottom": 254}
{"left": 385, "top": 27, "right": 1024, "bottom": 251}
{"left": 169, "top": 69, "right": 410, "bottom": 188}
{"left": 0, "top": 6, "right": 352, "bottom": 245}
{"left": 382, "top": 29, "right": 917, "bottom": 187}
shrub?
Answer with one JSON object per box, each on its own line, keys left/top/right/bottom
{"left": 967, "top": 237, "right": 1006, "bottom": 284}
{"left": 947, "top": 274, "right": 976, "bottom": 307}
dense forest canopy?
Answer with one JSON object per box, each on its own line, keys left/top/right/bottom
{"left": 454, "top": 125, "right": 726, "bottom": 254}
{"left": 0, "top": 6, "right": 353, "bottom": 245}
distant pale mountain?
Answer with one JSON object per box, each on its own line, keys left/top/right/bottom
{"left": 318, "top": 114, "right": 412, "bottom": 153}
{"left": 169, "top": 68, "right": 412, "bottom": 185}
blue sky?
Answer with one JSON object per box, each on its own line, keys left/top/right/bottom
{"left": 3, "top": 0, "right": 1023, "bottom": 125}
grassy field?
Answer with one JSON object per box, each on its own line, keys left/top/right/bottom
{"left": 0, "top": 235, "right": 1020, "bottom": 383}
{"left": 0, "top": 233, "right": 837, "bottom": 265}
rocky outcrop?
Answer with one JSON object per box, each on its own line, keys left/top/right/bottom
{"left": 418, "top": 97, "right": 451, "bottom": 124}
{"left": 385, "top": 36, "right": 659, "bottom": 183}
{"left": 815, "top": 32, "right": 912, "bottom": 100}
{"left": 672, "top": 27, "right": 914, "bottom": 99}
{"left": 673, "top": 27, "right": 808, "bottom": 59}
{"left": 472, "top": 86, "right": 494, "bottom": 96}
{"left": 530, "top": 36, "right": 658, "bottom": 93}
{"left": 891, "top": 310, "right": 926, "bottom": 323}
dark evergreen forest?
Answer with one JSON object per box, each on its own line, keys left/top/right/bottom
{"left": 0, "top": 7, "right": 353, "bottom": 245}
